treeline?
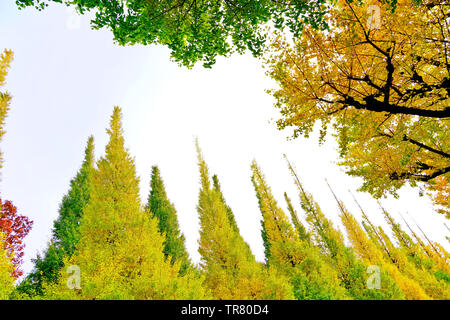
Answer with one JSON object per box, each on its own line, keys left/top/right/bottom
{"left": 1, "top": 107, "right": 448, "bottom": 300}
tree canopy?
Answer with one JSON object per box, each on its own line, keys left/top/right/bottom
{"left": 16, "top": 0, "right": 333, "bottom": 68}
{"left": 268, "top": 0, "right": 450, "bottom": 216}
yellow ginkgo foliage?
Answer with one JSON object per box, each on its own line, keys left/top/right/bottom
{"left": 267, "top": 0, "right": 450, "bottom": 216}
{"left": 251, "top": 161, "right": 349, "bottom": 300}
{"left": 339, "top": 202, "right": 431, "bottom": 300}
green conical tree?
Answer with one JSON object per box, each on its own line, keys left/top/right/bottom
{"left": 251, "top": 160, "right": 349, "bottom": 300}
{"left": 196, "top": 142, "right": 292, "bottom": 299}
{"left": 41, "top": 107, "right": 208, "bottom": 300}
{"left": 146, "top": 165, "right": 192, "bottom": 275}
{"left": 17, "top": 137, "right": 95, "bottom": 296}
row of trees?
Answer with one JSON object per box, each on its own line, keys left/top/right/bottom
{"left": 2, "top": 106, "right": 446, "bottom": 300}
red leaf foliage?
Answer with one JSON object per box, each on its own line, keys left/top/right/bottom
{"left": 0, "top": 198, "right": 33, "bottom": 278}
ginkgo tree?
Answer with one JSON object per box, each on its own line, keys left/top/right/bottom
{"left": 267, "top": 0, "right": 450, "bottom": 216}
{"left": 146, "top": 165, "right": 193, "bottom": 275}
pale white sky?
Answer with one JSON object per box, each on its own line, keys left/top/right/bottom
{"left": 0, "top": 2, "right": 448, "bottom": 278}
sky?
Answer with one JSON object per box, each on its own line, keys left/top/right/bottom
{"left": 0, "top": 2, "right": 448, "bottom": 278}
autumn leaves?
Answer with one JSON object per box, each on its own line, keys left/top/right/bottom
{"left": 267, "top": 0, "right": 450, "bottom": 216}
